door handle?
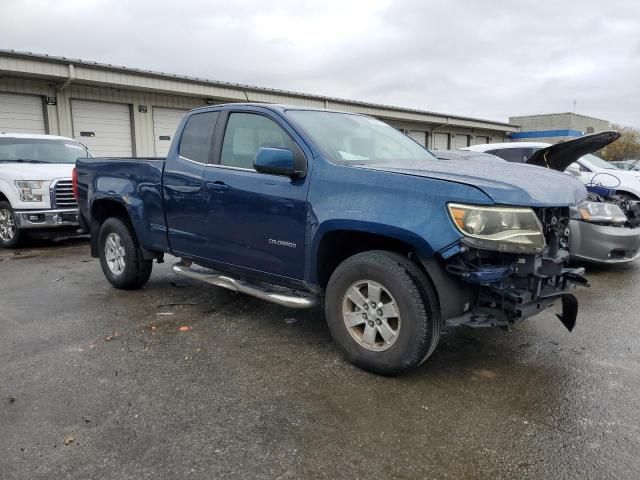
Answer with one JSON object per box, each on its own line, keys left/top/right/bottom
{"left": 206, "top": 181, "right": 230, "bottom": 192}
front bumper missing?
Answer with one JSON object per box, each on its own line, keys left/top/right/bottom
{"left": 445, "top": 254, "right": 588, "bottom": 332}
{"left": 14, "top": 209, "right": 79, "bottom": 229}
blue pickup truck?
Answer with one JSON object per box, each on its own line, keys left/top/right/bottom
{"left": 75, "top": 103, "right": 589, "bottom": 374}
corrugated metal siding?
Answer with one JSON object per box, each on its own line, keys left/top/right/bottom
{"left": 0, "top": 92, "right": 46, "bottom": 134}
{"left": 1, "top": 50, "right": 518, "bottom": 134}
{"left": 0, "top": 52, "right": 519, "bottom": 156}
{"left": 152, "top": 107, "right": 188, "bottom": 156}
{"left": 0, "top": 55, "right": 69, "bottom": 80}
{"left": 71, "top": 99, "right": 133, "bottom": 156}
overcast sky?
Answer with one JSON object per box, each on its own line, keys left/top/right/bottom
{"left": 1, "top": 0, "right": 639, "bottom": 126}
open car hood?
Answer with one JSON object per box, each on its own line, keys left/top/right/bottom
{"left": 525, "top": 131, "right": 621, "bottom": 171}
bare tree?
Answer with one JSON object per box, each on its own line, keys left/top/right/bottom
{"left": 600, "top": 125, "right": 640, "bottom": 161}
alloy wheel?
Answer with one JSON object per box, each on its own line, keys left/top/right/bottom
{"left": 342, "top": 280, "right": 401, "bottom": 352}
{"left": 105, "top": 232, "right": 126, "bottom": 275}
{"left": 0, "top": 208, "right": 16, "bottom": 242}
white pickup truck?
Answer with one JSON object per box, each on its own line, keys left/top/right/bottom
{"left": 0, "top": 133, "right": 90, "bottom": 248}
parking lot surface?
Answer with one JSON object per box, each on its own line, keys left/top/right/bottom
{"left": 2, "top": 239, "right": 640, "bottom": 479}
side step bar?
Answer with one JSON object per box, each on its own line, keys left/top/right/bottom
{"left": 172, "top": 262, "right": 319, "bottom": 309}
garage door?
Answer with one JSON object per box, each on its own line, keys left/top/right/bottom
{"left": 454, "top": 135, "right": 469, "bottom": 149}
{"left": 153, "top": 107, "right": 188, "bottom": 156}
{"left": 0, "top": 93, "right": 46, "bottom": 134}
{"left": 433, "top": 133, "right": 449, "bottom": 150}
{"left": 407, "top": 130, "right": 427, "bottom": 147}
{"left": 475, "top": 135, "right": 490, "bottom": 145}
{"left": 71, "top": 99, "right": 133, "bottom": 157}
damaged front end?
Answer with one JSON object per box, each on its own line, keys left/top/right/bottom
{"left": 568, "top": 186, "right": 640, "bottom": 263}
{"left": 442, "top": 205, "right": 588, "bottom": 332}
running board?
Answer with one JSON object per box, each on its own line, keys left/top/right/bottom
{"left": 172, "top": 262, "right": 319, "bottom": 309}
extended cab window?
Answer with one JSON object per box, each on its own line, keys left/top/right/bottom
{"left": 221, "top": 113, "right": 297, "bottom": 170}
{"left": 179, "top": 112, "right": 219, "bottom": 163}
{"left": 486, "top": 148, "right": 534, "bottom": 163}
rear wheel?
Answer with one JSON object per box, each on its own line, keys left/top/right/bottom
{"left": 0, "top": 201, "right": 21, "bottom": 249}
{"left": 325, "top": 250, "right": 441, "bottom": 375}
{"left": 98, "top": 217, "right": 152, "bottom": 289}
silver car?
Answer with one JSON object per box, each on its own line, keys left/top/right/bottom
{"left": 444, "top": 133, "right": 640, "bottom": 264}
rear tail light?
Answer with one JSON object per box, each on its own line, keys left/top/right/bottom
{"left": 72, "top": 167, "right": 79, "bottom": 200}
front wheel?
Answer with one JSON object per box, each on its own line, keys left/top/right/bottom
{"left": 98, "top": 217, "right": 153, "bottom": 290}
{"left": 0, "top": 201, "right": 21, "bottom": 248}
{"left": 325, "top": 250, "right": 441, "bottom": 375}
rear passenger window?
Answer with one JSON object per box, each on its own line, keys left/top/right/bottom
{"left": 221, "top": 113, "right": 297, "bottom": 170}
{"left": 486, "top": 148, "right": 533, "bottom": 163}
{"left": 178, "top": 112, "right": 219, "bottom": 163}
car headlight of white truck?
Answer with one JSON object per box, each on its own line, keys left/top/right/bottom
{"left": 577, "top": 201, "right": 627, "bottom": 224}
{"left": 447, "top": 203, "right": 546, "bottom": 254}
{"left": 15, "top": 180, "right": 47, "bottom": 202}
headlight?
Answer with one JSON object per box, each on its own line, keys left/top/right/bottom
{"left": 15, "top": 180, "right": 46, "bottom": 202}
{"left": 577, "top": 202, "right": 627, "bottom": 224}
{"left": 448, "top": 203, "right": 546, "bottom": 253}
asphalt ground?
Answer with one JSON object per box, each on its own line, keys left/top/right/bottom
{"left": 1, "top": 238, "right": 639, "bottom": 479}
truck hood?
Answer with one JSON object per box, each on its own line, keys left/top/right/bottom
{"left": 525, "top": 131, "right": 621, "bottom": 171}
{"left": 0, "top": 162, "right": 75, "bottom": 180}
{"left": 363, "top": 158, "right": 587, "bottom": 207}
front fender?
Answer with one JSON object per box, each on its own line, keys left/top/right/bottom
{"left": 310, "top": 219, "right": 436, "bottom": 258}
{"left": 0, "top": 180, "right": 29, "bottom": 208}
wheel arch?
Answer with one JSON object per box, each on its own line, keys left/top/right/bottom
{"left": 615, "top": 189, "right": 640, "bottom": 200}
{"left": 89, "top": 197, "right": 160, "bottom": 259}
{"left": 311, "top": 223, "right": 434, "bottom": 289}
{"left": 311, "top": 223, "right": 475, "bottom": 322}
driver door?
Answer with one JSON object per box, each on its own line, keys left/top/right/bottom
{"left": 200, "top": 109, "right": 310, "bottom": 280}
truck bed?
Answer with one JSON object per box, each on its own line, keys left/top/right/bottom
{"left": 75, "top": 157, "right": 169, "bottom": 254}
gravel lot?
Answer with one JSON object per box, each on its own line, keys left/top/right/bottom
{"left": 2, "top": 238, "right": 640, "bottom": 479}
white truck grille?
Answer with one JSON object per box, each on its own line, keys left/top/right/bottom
{"left": 51, "top": 180, "right": 77, "bottom": 208}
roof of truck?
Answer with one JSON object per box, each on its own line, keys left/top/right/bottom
{"left": 190, "top": 102, "right": 368, "bottom": 115}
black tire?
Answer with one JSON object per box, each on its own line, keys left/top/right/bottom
{"left": 0, "top": 201, "right": 21, "bottom": 248}
{"left": 98, "top": 217, "right": 152, "bottom": 290}
{"left": 324, "top": 250, "right": 441, "bottom": 375}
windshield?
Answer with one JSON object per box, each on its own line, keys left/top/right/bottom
{"left": 0, "top": 137, "right": 90, "bottom": 164}
{"left": 287, "top": 110, "right": 436, "bottom": 165}
{"left": 581, "top": 153, "right": 620, "bottom": 170}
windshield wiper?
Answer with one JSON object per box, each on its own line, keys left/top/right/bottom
{"left": 0, "top": 159, "right": 48, "bottom": 163}
{"left": 626, "top": 159, "right": 640, "bottom": 171}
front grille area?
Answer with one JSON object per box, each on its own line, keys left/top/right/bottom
{"left": 534, "top": 206, "right": 570, "bottom": 250}
{"left": 52, "top": 180, "right": 77, "bottom": 208}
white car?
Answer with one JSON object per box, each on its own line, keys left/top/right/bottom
{"left": 0, "top": 133, "right": 90, "bottom": 248}
{"left": 463, "top": 141, "right": 640, "bottom": 200}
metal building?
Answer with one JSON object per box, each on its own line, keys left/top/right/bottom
{"left": 0, "top": 50, "right": 517, "bottom": 156}
{"left": 508, "top": 112, "right": 610, "bottom": 144}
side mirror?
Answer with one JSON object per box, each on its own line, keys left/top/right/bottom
{"left": 566, "top": 167, "right": 581, "bottom": 177}
{"left": 254, "top": 147, "right": 298, "bottom": 177}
